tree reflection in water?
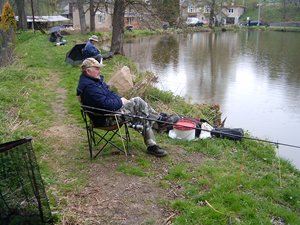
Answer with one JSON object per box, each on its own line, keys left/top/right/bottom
{"left": 152, "top": 35, "right": 179, "bottom": 69}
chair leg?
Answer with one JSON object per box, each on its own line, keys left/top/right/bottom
{"left": 94, "top": 130, "right": 116, "bottom": 158}
{"left": 81, "top": 109, "right": 131, "bottom": 159}
{"left": 86, "top": 127, "right": 94, "bottom": 160}
{"left": 125, "top": 123, "right": 130, "bottom": 141}
{"left": 124, "top": 124, "right": 130, "bottom": 150}
{"left": 93, "top": 129, "right": 127, "bottom": 159}
{"left": 111, "top": 125, "right": 131, "bottom": 155}
{"left": 82, "top": 110, "right": 94, "bottom": 160}
{"left": 84, "top": 124, "right": 131, "bottom": 159}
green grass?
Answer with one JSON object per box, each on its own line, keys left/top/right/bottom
{"left": 124, "top": 29, "right": 158, "bottom": 38}
{"left": 1, "top": 31, "right": 300, "bottom": 224}
{"left": 163, "top": 138, "right": 300, "bottom": 224}
{"left": 240, "top": 5, "right": 300, "bottom": 23}
{"left": 117, "top": 163, "right": 147, "bottom": 177}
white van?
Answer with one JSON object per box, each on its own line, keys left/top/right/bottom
{"left": 186, "top": 18, "right": 203, "bottom": 27}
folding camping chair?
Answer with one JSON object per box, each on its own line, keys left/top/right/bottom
{"left": 81, "top": 106, "right": 131, "bottom": 160}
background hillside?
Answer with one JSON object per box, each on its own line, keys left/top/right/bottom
{"left": 240, "top": 4, "right": 300, "bottom": 23}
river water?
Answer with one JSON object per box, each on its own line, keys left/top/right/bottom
{"left": 122, "top": 31, "right": 300, "bottom": 170}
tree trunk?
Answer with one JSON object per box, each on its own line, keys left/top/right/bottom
{"left": 15, "top": 0, "right": 27, "bottom": 30}
{"left": 0, "top": 1, "right": 16, "bottom": 66}
{"left": 282, "top": 0, "right": 286, "bottom": 21}
{"left": 110, "top": 0, "right": 125, "bottom": 55}
{"left": 90, "top": 0, "right": 96, "bottom": 32}
{"left": 77, "top": 0, "right": 87, "bottom": 34}
{"left": 69, "top": 3, "right": 73, "bottom": 21}
{"left": 209, "top": 0, "right": 215, "bottom": 28}
{"left": 0, "top": 0, "right": 4, "bottom": 12}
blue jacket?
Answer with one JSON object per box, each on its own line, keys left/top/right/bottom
{"left": 77, "top": 73, "right": 123, "bottom": 126}
{"left": 82, "top": 41, "right": 101, "bottom": 58}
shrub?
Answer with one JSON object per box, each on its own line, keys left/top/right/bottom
{"left": 0, "top": 1, "right": 16, "bottom": 31}
{"left": 0, "top": 1, "right": 16, "bottom": 67}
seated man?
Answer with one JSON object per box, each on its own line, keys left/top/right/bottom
{"left": 49, "top": 31, "right": 63, "bottom": 43}
{"left": 82, "top": 35, "right": 102, "bottom": 63}
{"left": 77, "top": 58, "right": 168, "bottom": 157}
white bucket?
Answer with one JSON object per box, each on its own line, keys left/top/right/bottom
{"left": 173, "top": 120, "right": 196, "bottom": 141}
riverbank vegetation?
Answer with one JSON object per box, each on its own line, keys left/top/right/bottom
{"left": 1, "top": 31, "right": 300, "bottom": 224}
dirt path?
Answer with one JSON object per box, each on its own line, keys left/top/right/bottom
{"left": 45, "top": 72, "right": 205, "bottom": 225}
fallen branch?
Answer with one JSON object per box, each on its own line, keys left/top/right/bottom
{"left": 164, "top": 213, "right": 176, "bottom": 225}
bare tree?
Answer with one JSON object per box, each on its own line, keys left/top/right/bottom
{"left": 110, "top": 0, "right": 167, "bottom": 54}
{"left": 0, "top": 1, "right": 16, "bottom": 66}
{"left": 15, "top": 0, "right": 27, "bottom": 30}
{"left": 151, "top": 0, "right": 180, "bottom": 26}
{"left": 110, "top": 0, "right": 125, "bottom": 54}
{"left": 90, "top": 0, "right": 96, "bottom": 32}
{"left": 77, "top": 0, "right": 87, "bottom": 34}
{"left": 282, "top": 0, "right": 287, "bottom": 20}
{"left": 89, "top": 0, "right": 105, "bottom": 32}
{"left": 209, "top": 0, "right": 216, "bottom": 27}
{"left": 203, "top": 0, "right": 224, "bottom": 27}
{"left": 0, "top": 0, "right": 4, "bottom": 11}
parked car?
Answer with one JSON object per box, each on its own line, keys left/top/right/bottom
{"left": 186, "top": 17, "right": 203, "bottom": 27}
{"left": 247, "top": 20, "right": 269, "bottom": 27}
{"left": 239, "top": 21, "right": 248, "bottom": 26}
{"left": 125, "top": 25, "right": 133, "bottom": 31}
{"left": 162, "top": 22, "right": 170, "bottom": 30}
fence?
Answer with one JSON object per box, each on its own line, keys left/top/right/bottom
{"left": 0, "top": 137, "right": 53, "bottom": 225}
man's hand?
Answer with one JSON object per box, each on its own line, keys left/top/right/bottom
{"left": 121, "top": 97, "right": 129, "bottom": 105}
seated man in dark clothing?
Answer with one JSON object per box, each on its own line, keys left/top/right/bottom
{"left": 49, "top": 31, "right": 63, "bottom": 43}
{"left": 76, "top": 58, "right": 168, "bottom": 157}
{"left": 82, "top": 35, "right": 102, "bottom": 63}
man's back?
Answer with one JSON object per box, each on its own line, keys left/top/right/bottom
{"left": 82, "top": 41, "right": 100, "bottom": 58}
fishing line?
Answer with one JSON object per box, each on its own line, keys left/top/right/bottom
{"left": 81, "top": 105, "right": 300, "bottom": 149}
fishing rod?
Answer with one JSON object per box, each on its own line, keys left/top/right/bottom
{"left": 81, "top": 105, "right": 300, "bottom": 149}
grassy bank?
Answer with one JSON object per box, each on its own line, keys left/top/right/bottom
{"left": 240, "top": 5, "right": 300, "bottom": 24}
{"left": 1, "top": 31, "right": 300, "bottom": 224}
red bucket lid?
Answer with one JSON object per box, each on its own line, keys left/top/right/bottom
{"left": 173, "top": 120, "right": 196, "bottom": 131}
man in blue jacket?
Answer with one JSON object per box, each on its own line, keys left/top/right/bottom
{"left": 82, "top": 35, "right": 102, "bottom": 63}
{"left": 77, "top": 58, "right": 167, "bottom": 157}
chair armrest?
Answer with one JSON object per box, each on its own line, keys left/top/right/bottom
{"left": 83, "top": 110, "right": 119, "bottom": 118}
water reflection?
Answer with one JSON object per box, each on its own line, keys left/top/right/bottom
{"left": 152, "top": 35, "right": 179, "bottom": 68}
{"left": 123, "top": 31, "right": 300, "bottom": 170}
